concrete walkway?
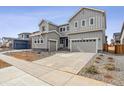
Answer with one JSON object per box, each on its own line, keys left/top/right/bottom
{"left": 0, "top": 52, "right": 112, "bottom": 86}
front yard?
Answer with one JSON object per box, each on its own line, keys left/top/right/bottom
{"left": 5, "top": 51, "right": 55, "bottom": 61}
{"left": 78, "top": 54, "right": 124, "bottom": 85}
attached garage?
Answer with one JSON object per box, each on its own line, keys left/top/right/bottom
{"left": 70, "top": 38, "right": 98, "bottom": 53}
{"left": 48, "top": 39, "right": 58, "bottom": 52}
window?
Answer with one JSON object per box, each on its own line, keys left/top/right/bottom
{"left": 89, "top": 18, "right": 94, "bottom": 25}
{"left": 74, "top": 21, "right": 78, "bottom": 28}
{"left": 42, "top": 26, "right": 45, "bottom": 31}
{"left": 60, "top": 38, "right": 64, "bottom": 44}
{"left": 22, "top": 35, "right": 23, "bottom": 38}
{"left": 81, "top": 20, "right": 86, "bottom": 26}
{"left": 37, "top": 40, "right": 39, "bottom": 43}
{"left": 34, "top": 40, "right": 36, "bottom": 43}
{"left": 63, "top": 28, "right": 65, "bottom": 31}
{"left": 60, "top": 28, "right": 63, "bottom": 32}
{"left": 41, "top": 40, "right": 43, "bottom": 43}
{"left": 26, "top": 35, "right": 29, "bottom": 38}
{"left": 67, "top": 26, "right": 69, "bottom": 31}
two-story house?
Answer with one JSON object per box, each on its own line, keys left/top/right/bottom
{"left": 2, "top": 32, "right": 31, "bottom": 49}
{"left": 113, "top": 32, "right": 121, "bottom": 45}
{"left": 31, "top": 7, "right": 106, "bottom": 53}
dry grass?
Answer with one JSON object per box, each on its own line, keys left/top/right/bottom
{"left": 5, "top": 51, "right": 53, "bottom": 61}
{"left": 85, "top": 65, "right": 99, "bottom": 74}
{"left": 0, "top": 59, "right": 11, "bottom": 69}
{"left": 104, "top": 63, "right": 116, "bottom": 71}
{"left": 96, "top": 57, "right": 102, "bottom": 60}
{"left": 104, "top": 74, "right": 113, "bottom": 79}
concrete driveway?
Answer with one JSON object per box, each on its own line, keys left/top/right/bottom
{"left": 34, "top": 52, "right": 95, "bottom": 74}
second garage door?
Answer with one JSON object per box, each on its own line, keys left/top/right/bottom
{"left": 49, "top": 40, "right": 57, "bottom": 52}
{"left": 71, "top": 39, "right": 97, "bottom": 53}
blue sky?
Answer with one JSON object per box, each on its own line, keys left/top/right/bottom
{"left": 0, "top": 6, "right": 124, "bottom": 43}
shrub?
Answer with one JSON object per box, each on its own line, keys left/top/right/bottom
{"left": 95, "top": 60, "right": 100, "bottom": 63}
{"left": 108, "top": 57, "right": 113, "bottom": 60}
{"left": 99, "top": 54, "right": 104, "bottom": 56}
{"left": 104, "top": 74, "right": 113, "bottom": 79}
{"left": 104, "top": 63, "right": 115, "bottom": 71}
{"left": 96, "top": 57, "right": 102, "bottom": 60}
{"left": 85, "top": 65, "right": 99, "bottom": 74}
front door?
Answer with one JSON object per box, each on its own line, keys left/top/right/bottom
{"left": 60, "top": 37, "right": 68, "bottom": 48}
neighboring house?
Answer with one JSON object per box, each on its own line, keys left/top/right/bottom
{"left": 120, "top": 22, "right": 124, "bottom": 44}
{"left": 2, "top": 32, "right": 31, "bottom": 49}
{"left": 110, "top": 39, "right": 114, "bottom": 45}
{"left": 31, "top": 7, "right": 106, "bottom": 53}
{"left": 113, "top": 32, "right": 121, "bottom": 45}
{"left": 18, "top": 32, "right": 31, "bottom": 40}
{"left": 2, "top": 37, "right": 16, "bottom": 48}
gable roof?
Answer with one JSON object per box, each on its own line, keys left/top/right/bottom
{"left": 120, "top": 22, "right": 124, "bottom": 39}
{"left": 39, "top": 19, "right": 58, "bottom": 27}
{"left": 68, "top": 7, "right": 105, "bottom": 22}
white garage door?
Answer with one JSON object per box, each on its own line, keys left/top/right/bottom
{"left": 49, "top": 41, "right": 56, "bottom": 52}
{"left": 71, "top": 39, "right": 97, "bottom": 53}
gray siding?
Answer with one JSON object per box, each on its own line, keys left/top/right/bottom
{"left": 39, "top": 21, "right": 48, "bottom": 31}
{"left": 49, "top": 24, "right": 58, "bottom": 31}
{"left": 58, "top": 24, "right": 69, "bottom": 37}
{"left": 47, "top": 32, "right": 60, "bottom": 49}
{"left": 32, "top": 34, "right": 48, "bottom": 49}
{"left": 32, "top": 32, "right": 60, "bottom": 50}
{"left": 69, "top": 9, "right": 106, "bottom": 33}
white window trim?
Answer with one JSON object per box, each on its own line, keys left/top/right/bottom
{"left": 74, "top": 21, "right": 78, "bottom": 28}
{"left": 89, "top": 17, "right": 95, "bottom": 26}
{"left": 81, "top": 19, "right": 86, "bottom": 27}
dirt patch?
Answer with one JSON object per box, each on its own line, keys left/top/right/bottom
{"left": 78, "top": 54, "right": 124, "bottom": 86}
{"left": 0, "top": 59, "right": 11, "bottom": 69}
{"left": 0, "top": 48, "right": 11, "bottom": 52}
{"left": 5, "top": 51, "right": 54, "bottom": 61}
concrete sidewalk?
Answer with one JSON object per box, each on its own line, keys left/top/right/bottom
{"left": 0, "top": 66, "right": 50, "bottom": 86}
{"left": 0, "top": 53, "right": 112, "bottom": 86}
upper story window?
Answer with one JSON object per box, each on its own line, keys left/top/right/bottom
{"left": 81, "top": 20, "right": 86, "bottom": 26}
{"left": 41, "top": 39, "right": 43, "bottom": 43}
{"left": 74, "top": 21, "right": 78, "bottom": 28}
{"left": 26, "top": 35, "right": 29, "bottom": 38}
{"left": 21, "top": 35, "right": 23, "bottom": 38}
{"left": 89, "top": 17, "right": 95, "bottom": 25}
{"left": 42, "top": 26, "right": 45, "bottom": 31}
{"left": 60, "top": 28, "right": 63, "bottom": 32}
{"left": 67, "top": 26, "right": 69, "bottom": 31}
{"left": 63, "top": 28, "right": 65, "bottom": 31}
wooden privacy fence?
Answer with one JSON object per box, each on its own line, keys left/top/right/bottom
{"left": 103, "top": 44, "right": 108, "bottom": 52}
{"left": 103, "top": 44, "right": 124, "bottom": 54}
{"left": 115, "top": 45, "right": 124, "bottom": 54}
